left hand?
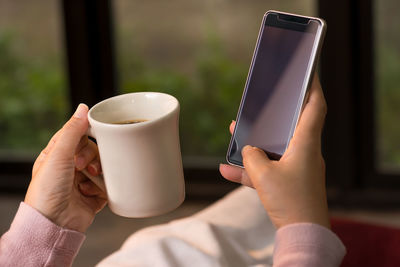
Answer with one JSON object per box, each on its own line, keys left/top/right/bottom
{"left": 25, "top": 104, "right": 107, "bottom": 233}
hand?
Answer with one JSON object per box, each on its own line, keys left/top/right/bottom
{"left": 220, "top": 75, "right": 330, "bottom": 229}
{"left": 25, "top": 104, "right": 107, "bottom": 233}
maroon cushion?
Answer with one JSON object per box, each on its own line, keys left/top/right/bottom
{"left": 331, "top": 217, "right": 400, "bottom": 267}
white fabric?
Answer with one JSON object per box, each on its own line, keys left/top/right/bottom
{"left": 97, "top": 186, "right": 275, "bottom": 267}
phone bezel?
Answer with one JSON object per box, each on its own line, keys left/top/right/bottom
{"left": 226, "top": 10, "right": 326, "bottom": 168}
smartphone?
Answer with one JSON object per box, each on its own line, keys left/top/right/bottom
{"left": 226, "top": 10, "right": 326, "bottom": 166}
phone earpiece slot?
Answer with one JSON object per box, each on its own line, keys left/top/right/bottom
{"left": 277, "top": 14, "right": 310, "bottom": 25}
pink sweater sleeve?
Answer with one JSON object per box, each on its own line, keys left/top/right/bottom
{"left": 0, "top": 202, "right": 85, "bottom": 267}
{"left": 273, "top": 223, "right": 346, "bottom": 267}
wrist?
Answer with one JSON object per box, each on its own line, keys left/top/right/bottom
{"left": 24, "top": 199, "right": 90, "bottom": 233}
{"left": 275, "top": 210, "right": 331, "bottom": 230}
{"left": 53, "top": 213, "right": 92, "bottom": 233}
{"left": 282, "top": 217, "right": 331, "bottom": 230}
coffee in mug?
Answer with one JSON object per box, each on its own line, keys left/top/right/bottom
{"left": 112, "top": 119, "right": 148, "bottom": 125}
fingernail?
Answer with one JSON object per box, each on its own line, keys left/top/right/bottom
{"left": 75, "top": 155, "right": 85, "bottom": 170}
{"left": 242, "top": 145, "right": 252, "bottom": 152}
{"left": 73, "top": 103, "right": 87, "bottom": 119}
{"left": 242, "top": 145, "right": 259, "bottom": 156}
{"left": 253, "top": 146, "right": 262, "bottom": 152}
{"left": 88, "top": 163, "right": 98, "bottom": 176}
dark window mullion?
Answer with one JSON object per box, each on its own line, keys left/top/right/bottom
{"left": 319, "top": 0, "right": 358, "bottom": 191}
{"left": 62, "top": 0, "right": 117, "bottom": 111}
{"left": 354, "top": 0, "right": 377, "bottom": 185}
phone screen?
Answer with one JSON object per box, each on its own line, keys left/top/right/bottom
{"left": 227, "top": 12, "right": 323, "bottom": 165}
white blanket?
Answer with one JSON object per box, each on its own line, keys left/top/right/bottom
{"left": 97, "top": 186, "right": 275, "bottom": 267}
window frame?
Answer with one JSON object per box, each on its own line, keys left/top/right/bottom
{"left": 2, "top": 0, "right": 400, "bottom": 204}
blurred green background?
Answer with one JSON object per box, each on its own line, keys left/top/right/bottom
{"left": 375, "top": 0, "right": 400, "bottom": 170}
{"left": 0, "top": 0, "right": 399, "bottom": 170}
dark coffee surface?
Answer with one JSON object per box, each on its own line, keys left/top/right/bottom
{"left": 112, "top": 119, "right": 148, "bottom": 125}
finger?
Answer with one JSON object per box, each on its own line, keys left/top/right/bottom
{"left": 294, "top": 75, "right": 327, "bottom": 140}
{"left": 32, "top": 129, "right": 63, "bottom": 177}
{"left": 242, "top": 145, "right": 271, "bottom": 186}
{"left": 79, "top": 180, "right": 107, "bottom": 198}
{"left": 53, "top": 104, "right": 89, "bottom": 160}
{"left": 77, "top": 177, "right": 108, "bottom": 214}
{"left": 74, "top": 140, "right": 98, "bottom": 171}
{"left": 229, "top": 121, "right": 236, "bottom": 135}
{"left": 87, "top": 160, "right": 102, "bottom": 176}
{"left": 75, "top": 135, "right": 89, "bottom": 154}
{"left": 219, "top": 164, "right": 254, "bottom": 188}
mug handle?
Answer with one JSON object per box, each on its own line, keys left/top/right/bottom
{"left": 81, "top": 125, "right": 106, "bottom": 192}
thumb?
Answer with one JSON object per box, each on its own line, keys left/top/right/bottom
{"left": 242, "top": 145, "right": 271, "bottom": 185}
{"left": 53, "top": 104, "right": 89, "bottom": 159}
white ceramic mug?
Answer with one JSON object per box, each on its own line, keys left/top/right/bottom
{"left": 85, "top": 92, "right": 185, "bottom": 218}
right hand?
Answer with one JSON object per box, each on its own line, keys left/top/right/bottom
{"left": 220, "top": 75, "right": 330, "bottom": 229}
